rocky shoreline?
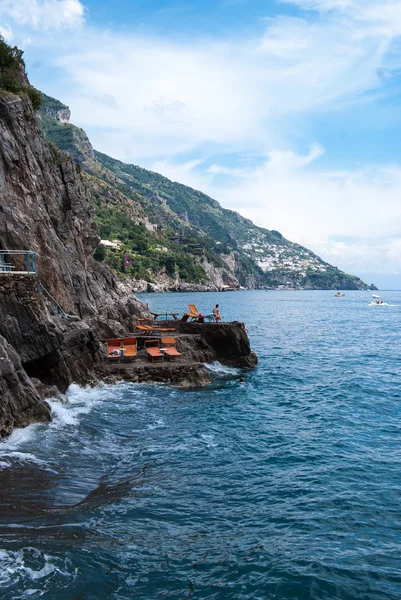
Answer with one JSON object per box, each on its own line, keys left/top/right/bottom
{"left": 106, "top": 321, "right": 258, "bottom": 388}
{"left": 125, "top": 280, "right": 377, "bottom": 294}
{"left": 0, "top": 90, "right": 258, "bottom": 439}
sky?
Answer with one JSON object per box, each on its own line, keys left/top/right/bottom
{"left": 1, "top": 0, "right": 401, "bottom": 288}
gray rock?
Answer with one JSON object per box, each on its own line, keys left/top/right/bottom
{"left": 0, "top": 93, "right": 147, "bottom": 437}
{"left": 0, "top": 335, "right": 51, "bottom": 437}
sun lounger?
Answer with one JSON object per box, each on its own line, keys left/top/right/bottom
{"left": 145, "top": 339, "right": 163, "bottom": 362}
{"left": 181, "top": 304, "right": 202, "bottom": 321}
{"left": 188, "top": 304, "right": 200, "bottom": 316}
{"left": 123, "top": 337, "right": 137, "bottom": 362}
{"left": 107, "top": 338, "right": 122, "bottom": 362}
{"left": 161, "top": 337, "right": 182, "bottom": 361}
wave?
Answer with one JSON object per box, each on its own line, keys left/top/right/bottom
{"left": 205, "top": 361, "right": 242, "bottom": 376}
{"left": 0, "top": 547, "right": 75, "bottom": 596}
{"left": 0, "top": 383, "right": 116, "bottom": 469}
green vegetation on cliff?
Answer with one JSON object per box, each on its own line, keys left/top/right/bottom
{"left": 94, "top": 205, "right": 206, "bottom": 282}
{"left": 39, "top": 93, "right": 372, "bottom": 290}
{"left": 0, "top": 36, "right": 42, "bottom": 109}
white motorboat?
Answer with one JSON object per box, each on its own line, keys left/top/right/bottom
{"left": 369, "top": 296, "right": 387, "bottom": 306}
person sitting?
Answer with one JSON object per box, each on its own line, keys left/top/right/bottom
{"left": 213, "top": 304, "right": 222, "bottom": 322}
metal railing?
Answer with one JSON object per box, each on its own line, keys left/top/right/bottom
{"left": 0, "top": 250, "right": 37, "bottom": 275}
{"left": 39, "top": 283, "right": 67, "bottom": 317}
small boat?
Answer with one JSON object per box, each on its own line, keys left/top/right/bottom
{"left": 369, "top": 295, "right": 387, "bottom": 306}
{"left": 334, "top": 292, "right": 345, "bottom": 297}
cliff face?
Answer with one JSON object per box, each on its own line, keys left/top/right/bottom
{"left": 0, "top": 92, "right": 147, "bottom": 437}
{"left": 0, "top": 94, "right": 144, "bottom": 326}
{"left": 40, "top": 93, "right": 71, "bottom": 123}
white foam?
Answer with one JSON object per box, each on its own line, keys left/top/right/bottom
{"left": 48, "top": 401, "right": 78, "bottom": 426}
{"left": 0, "top": 451, "right": 47, "bottom": 465}
{"left": 205, "top": 361, "right": 241, "bottom": 375}
{"left": 0, "top": 382, "right": 137, "bottom": 469}
{"left": 47, "top": 382, "right": 118, "bottom": 428}
{"left": 2, "top": 423, "right": 41, "bottom": 449}
{"left": 147, "top": 418, "right": 165, "bottom": 430}
{"left": 201, "top": 433, "right": 218, "bottom": 448}
{"left": 0, "top": 548, "right": 73, "bottom": 592}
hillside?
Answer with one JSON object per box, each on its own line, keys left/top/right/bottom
{"left": 38, "top": 95, "right": 374, "bottom": 291}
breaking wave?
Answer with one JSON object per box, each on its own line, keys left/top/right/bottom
{"left": 205, "top": 361, "right": 242, "bottom": 375}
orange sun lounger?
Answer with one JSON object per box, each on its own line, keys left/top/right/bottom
{"left": 145, "top": 339, "right": 163, "bottom": 362}
{"left": 188, "top": 304, "right": 200, "bottom": 316}
{"left": 161, "top": 337, "right": 182, "bottom": 361}
{"left": 123, "top": 337, "right": 137, "bottom": 362}
{"left": 181, "top": 304, "right": 201, "bottom": 321}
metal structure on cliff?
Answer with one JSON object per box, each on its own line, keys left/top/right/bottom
{"left": 0, "top": 250, "right": 37, "bottom": 275}
{"left": 39, "top": 283, "right": 67, "bottom": 317}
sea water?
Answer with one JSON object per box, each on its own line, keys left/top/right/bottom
{"left": 1, "top": 290, "right": 401, "bottom": 600}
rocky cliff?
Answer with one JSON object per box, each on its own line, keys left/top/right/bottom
{"left": 0, "top": 82, "right": 257, "bottom": 438}
{"left": 0, "top": 334, "right": 51, "bottom": 438}
{"left": 0, "top": 84, "right": 148, "bottom": 437}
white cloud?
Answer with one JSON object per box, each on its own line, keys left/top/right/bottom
{"left": 6, "top": 0, "right": 401, "bottom": 278}
{"left": 0, "top": 0, "right": 84, "bottom": 30}
{"left": 0, "top": 22, "right": 13, "bottom": 40}
{"left": 283, "top": 0, "right": 401, "bottom": 37}
{"left": 314, "top": 238, "right": 401, "bottom": 276}
{"left": 30, "top": 6, "right": 390, "bottom": 168}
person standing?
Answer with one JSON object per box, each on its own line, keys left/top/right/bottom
{"left": 213, "top": 304, "right": 222, "bottom": 322}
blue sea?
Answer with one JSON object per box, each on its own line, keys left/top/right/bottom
{"left": 1, "top": 290, "right": 401, "bottom": 600}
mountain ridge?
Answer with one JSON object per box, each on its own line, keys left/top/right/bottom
{"left": 39, "top": 94, "right": 376, "bottom": 292}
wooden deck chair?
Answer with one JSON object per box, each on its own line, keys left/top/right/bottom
{"left": 107, "top": 338, "right": 122, "bottom": 362}
{"left": 161, "top": 337, "right": 181, "bottom": 361}
{"left": 123, "top": 337, "right": 137, "bottom": 362}
{"left": 145, "top": 339, "right": 163, "bottom": 362}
